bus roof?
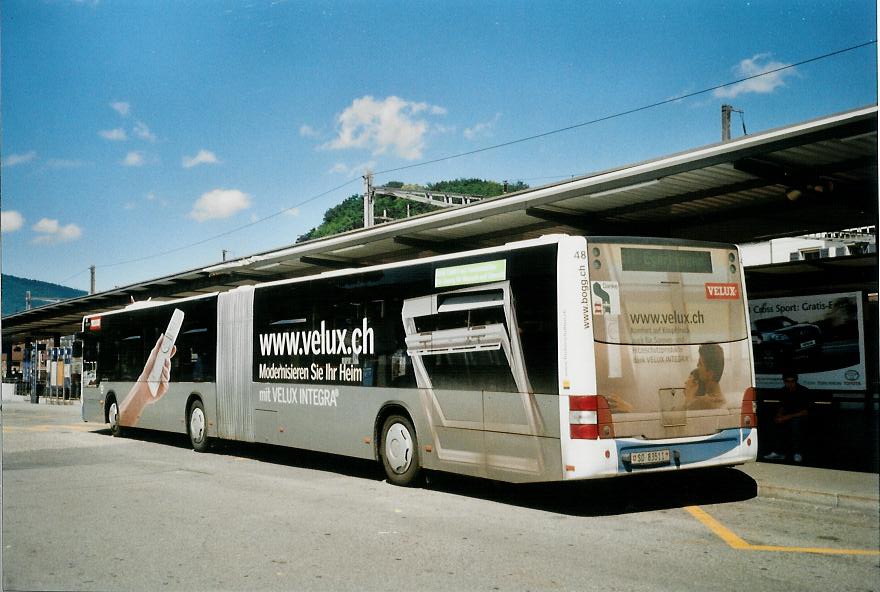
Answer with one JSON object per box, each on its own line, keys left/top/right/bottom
{"left": 81, "top": 233, "right": 738, "bottom": 322}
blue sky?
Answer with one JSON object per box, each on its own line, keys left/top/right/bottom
{"left": 1, "top": 0, "right": 876, "bottom": 295}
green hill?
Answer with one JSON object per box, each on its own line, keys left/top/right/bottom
{"left": 297, "top": 178, "right": 527, "bottom": 243}
{"left": 1, "top": 274, "right": 87, "bottom": 317}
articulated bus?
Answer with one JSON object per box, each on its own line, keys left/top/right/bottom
{"left": 81, "top": 234, "right": 757, "bottom": 485}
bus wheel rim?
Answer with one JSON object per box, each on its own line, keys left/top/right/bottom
{"left": 109, "top": 402, "right": 118, "bottom": 429}
{"left": 385, "top": 423, "right": 413, "bottom": 474}
{"left": 190, "top": 407, "right": 205, "bottom": 443}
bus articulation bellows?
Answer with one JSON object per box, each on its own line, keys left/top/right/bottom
{"left": 81, "top": 234, "right": 757, "bottom": 485}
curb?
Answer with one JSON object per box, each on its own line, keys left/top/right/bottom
{"left": 757, "top": 484, "right": 879, "bottom": 513}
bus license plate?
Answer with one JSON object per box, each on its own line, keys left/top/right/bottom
{"left": 630, "top": 449, "right": 670, "bottom": 466}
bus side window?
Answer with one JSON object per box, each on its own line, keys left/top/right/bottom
{"left": 421, "top": 350, "right": 518, "bottom": 393}
{"left": 117, "top": 330, "right": 145, "bottom": 382}
{"left": 81, "top": 335, "right": 99, "bottom": 386}
{"left": 171, "top": 302, "right": 216, "bottom": 383}
{"left": 364, "top": 298, "right": 401, "bottom": 388}
{"left": 174, "top": 327, "right": 213, "bottom": 382}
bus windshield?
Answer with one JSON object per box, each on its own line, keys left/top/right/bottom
{"left": 589, "top": 242, "right": 748, "bottom": 345}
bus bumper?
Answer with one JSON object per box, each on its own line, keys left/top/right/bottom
{"left": 563, "top": 428, "right": 757, "bottom": 480}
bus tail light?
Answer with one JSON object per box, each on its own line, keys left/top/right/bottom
{"left": 740, "top": 387, "right": 757, "bottom": 428}
{"left": 569, "top": 395, "right": 615, "bottom": 440}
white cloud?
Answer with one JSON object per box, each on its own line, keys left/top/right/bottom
{"left": 111, "top": 101, "right": 130, "bottom": 116}
{"left": 122, "top": 151, "right": 145, "bottom": 167}
{"left": 434, "top": 123, "right": 457, "bottom": 135}
{"left": 133, "top": 121, "right": 157, "bottom": 142}
{"left": 4, "top": 151, "right": 37, "bottom": 167}
{"left": 328, "top": 160, "right": 377, "bottom": 178}
{"left": 46, "top": 158, "right": 89, "bottom": 168}
{"left": 714, "top": 54, "right": 796, "bottom": 99}
{"left": 145, "top": 192, "right": 168, "bottom": 207}
{"left": 99, "top": 128, "right": 127, "bottom": 141}
{"left": 32, "top": 218, "right": 82, "bottom": 244}
{"left": 189, "top": 188, "right": 252, "bottom": 222}
{"left": 1, "top": 211, "right": 24, "bottom": 233}
{"left": 428, "top": 105, "right": 447, "bottom": 116}
{"left": 299, "top": 124, "right": 319, "bottom": 138}
{"left": 182, "top": 149, "right": 220, "bottom": 168}
{"left": 322, "top": 95, "right": 447, "bottom": 160}
{"left": 464, "top": 113, "right": 502, "bottom": 140}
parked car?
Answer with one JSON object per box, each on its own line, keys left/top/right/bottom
{"left": 751, "top": 316, "right": 822, "bottom": 367}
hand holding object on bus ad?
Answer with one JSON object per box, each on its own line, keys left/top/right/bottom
{"left": 118, "top": 334, "right": 177, "bottom": 428}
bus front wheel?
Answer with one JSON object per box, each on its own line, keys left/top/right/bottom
{"left": 380, "top": 415, "right": 421, "bottom": 487}
{"left": 188, "top": 399, "right": 209, "bottom": 453}
{"left": 107, "top": 397, "right": 123, "bottom": 437}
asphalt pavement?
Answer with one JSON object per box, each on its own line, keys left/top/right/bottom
{"left": 3, "top": 398, "right": 879, "bottom": 514}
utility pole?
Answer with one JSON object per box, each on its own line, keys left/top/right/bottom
{"left": 89, "top": 265, "right": 96, "bottom": 295}
{"left": 25, "top": 292, "right": 62, "bottom": 310}
{"left": 222, "top": 249, "right": 228, "bottom": 262}
{"left": 722, "top": 104, "right": 746, "bottom": 141}
{"left": 363, "top": 171, "right": 375, "bottom": 228}
{"left": 721, "top": 104, "right": 733, "bottom": 142}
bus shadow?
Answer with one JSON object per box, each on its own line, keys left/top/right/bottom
{"left": 216, "top": 441, "right": 385, "bottom": 481}
{"left": 104, "top": 427, "right": 197, "bottom": 450}
{"left": 106, "top": 429, "right": 386, "bottom": 481}
{"left": 211, "top": 437, "right": 759, "bottom": 515}
{"left": 106, "top": 430, "right": 757, "bottom": 515}
{"left": 424, "top": 468, "right": 758, "bottom": 517}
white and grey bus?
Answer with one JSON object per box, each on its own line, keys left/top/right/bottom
{"left": 81, "top": 234, "right": 757, "bottom": 485}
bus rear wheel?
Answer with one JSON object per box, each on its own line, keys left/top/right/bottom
{"left": 380, "top": 415, "right": 421, "bottom": 486}
{"left": 188, "top": 399, "right": 209, "bottom": 452}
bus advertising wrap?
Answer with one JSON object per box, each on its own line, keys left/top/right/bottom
{"left": 749, "top": 292, "right": 865, "bottom": 390}
{"left": 257, "top": 318, "right": 375, "bottom": 385}
{"left": 80, "top": 236, "right": 758, "bottom": 484}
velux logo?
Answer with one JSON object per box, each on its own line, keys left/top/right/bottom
{"left": 705, "top": 283, "right": 740, "bottom": 300}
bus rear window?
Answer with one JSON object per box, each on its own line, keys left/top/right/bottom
{"left": 589, "top": 242, "right": 748, "bottom": 345}
{"left": 621, "top": 248, "right": 713, "bottom": 273}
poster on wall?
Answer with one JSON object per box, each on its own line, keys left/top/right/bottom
{"left": 749, "top": 292, "right": 865, "bottom": 390}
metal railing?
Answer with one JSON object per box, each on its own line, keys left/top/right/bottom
{"left": 2, "top": 377, "right": 79, "bottom": 404}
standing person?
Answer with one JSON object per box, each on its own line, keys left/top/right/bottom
{"left": 763, "top": 372, "right": 809, "bottom": 462}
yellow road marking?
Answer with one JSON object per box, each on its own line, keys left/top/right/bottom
{"left": 686, "top": 505, "right": 880, "bottom": 556}
{"left": 745, "top": 544, "right": 880, "bottom": 556}
{"left": 686, "top": 505, "right": 750, "bottom": 549}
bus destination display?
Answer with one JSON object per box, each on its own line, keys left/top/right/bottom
{"left": 621, "top": 248, "right": 713, "bottom": 273}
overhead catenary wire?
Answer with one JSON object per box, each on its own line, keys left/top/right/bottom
{"left": 82, "top": 39, "right": 876, "bottom": 278}
{"left": 373, "top": 40, "right": 877, "bottom": 177}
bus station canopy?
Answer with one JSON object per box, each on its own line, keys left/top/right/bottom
{"left": 4, "top": 105, "right": 876, "bottom": 342}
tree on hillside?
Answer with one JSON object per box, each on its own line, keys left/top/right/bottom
{"left": 295, "top": 178, "right": 528, "bottom": 243}
{"left": 426, "top": 178, "right": 528, "bottom": 196}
